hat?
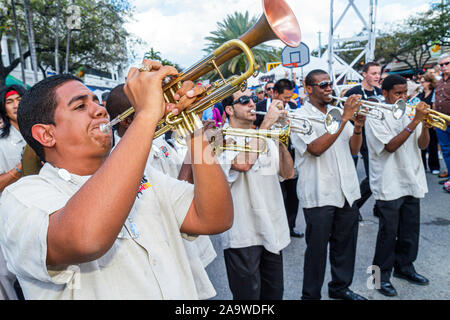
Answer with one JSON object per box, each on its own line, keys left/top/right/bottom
{"left": 255, "top": 87, "right": 263, "bottom": 93}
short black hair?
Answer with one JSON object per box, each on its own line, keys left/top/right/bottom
{"left": 362, "top": 61, "right": 380, "bottom": 73}
{"left": 0, "top": 84, "right": 27, "bottom": 138}
{"left": 105, "top": 84, "right": 132, "bottom": 130}
{"left": 221, "top": 95, "right": 234, "bottom": 119}
{"left": 304, "top": 69, "right": 328, "bottom": 86}
{"left": 274, "top": 78, "right": 294, "bottom": 94}
{"left": 381, "top": 74, "right": 406, "bottom": 92}
{"left": 17, "top": 74, "right": 82, "bottom": 162}
{"left": 101, "top": 91, "right": 110, "bottom": 102}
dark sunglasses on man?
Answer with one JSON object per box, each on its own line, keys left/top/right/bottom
{"left": 310, "top": 80, "right": 333, "bottom": 89}
{"left": 232, "top": 95, "right": 259, "bottom": 105}
{"left": 439, "top": 61, "right": 450, "bottom": 67}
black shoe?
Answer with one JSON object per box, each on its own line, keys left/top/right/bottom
{"left": 377, "top": 281, "right": 397, "bottom": 297}
{"left": 290, "top": 230, "right": 304, "bottom": 238}
{"left": 393, "top": 271, "right": 429, "bottom": 285}
{"left": 329, "top": 288, "right": 367, "bottom": 300}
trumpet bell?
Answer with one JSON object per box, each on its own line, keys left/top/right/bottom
{"left": 392, "top": 99, "right": 407, "bottom": 120}
{"left": 324, "top": 108, "right": 342, "bottom": 134}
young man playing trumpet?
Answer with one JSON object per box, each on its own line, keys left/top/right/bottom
{"left": 0, "top": 60, "right": 233, "bottom": 299}
{"left": 290, "top": 69, "right": 367, "bottom": 300}
{"left": 218, "top": 88, "right": 294, "bottom": 300}
{"left": 365, "top": 75, "right": 430, "bottom": 297}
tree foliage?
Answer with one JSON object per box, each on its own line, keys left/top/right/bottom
{"left": 0, "top": 0, "right": 134, "bottom": 86}
{"left": 374, "top": 1, "right": 449, "bottom": 74}
{"left": 203, "top": 11, "right": 280, "bottom": 80}
{"left": 143, "top": 47, "right": 182, "bottom": 71}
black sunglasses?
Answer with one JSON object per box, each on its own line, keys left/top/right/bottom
{"left": 266, "top": 87, "right": 274, "bottom": 91}
{"left": 311, "top": 80, "right": 333, "bottom": 89}
{"left": 232, "top": 95, "right": 259, "bottom": 105}
{"left": 439, "top": 61, "right": 450, "bottom": 67}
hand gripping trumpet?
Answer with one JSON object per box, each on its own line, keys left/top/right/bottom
{"left": 100, "top": 0, "right": 301, "bottom": 139}
{"left": 251, "top": 108, "right": 342, "bottom": 135}
{"left": 407, "top": 96, "right": 450, "bottom": 131}
{"left": 329, "top": 94, "right": 407, "bottom": 120}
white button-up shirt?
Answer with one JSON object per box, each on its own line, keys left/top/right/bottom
{"left": 0, "top": 162, "right": 198, "bottom": 300}
{"left": 290, "top": 101, "right": 361, "bottom": 209}
{"left": 365, "top": 107, "right": 428, "bottom": 201}
{"left": 218, "top": 131, "right": 290, "bottom": 254}
{"left": 115, "top": 132, "right": 217, "bottom": 300}
{"left": 0, "top": 126, "right": 26, "bottom": 193}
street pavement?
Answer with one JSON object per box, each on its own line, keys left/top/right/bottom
{"left": 205, "top": 156, "right": 450, "bottom": 300}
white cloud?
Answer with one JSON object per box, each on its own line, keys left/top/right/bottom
{"left": 126, "top": 0, "right": 430, "bottom": 69}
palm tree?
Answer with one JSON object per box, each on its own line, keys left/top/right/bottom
{"left": 203, "top": 11, "right": 280, "bottom": 81}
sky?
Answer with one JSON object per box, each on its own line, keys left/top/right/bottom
{"left": 125, "top": 0, "right": 432, "bottom": 69}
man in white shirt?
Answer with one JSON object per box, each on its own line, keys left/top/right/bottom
{"left": 0, "top": 60, "right": 234, "bottom": 299}
{"left": 290, "top": 69, "right": 367, "bottom": 300}
{"left": 105, "top": 84, "right": 218, "bottom": 300}
{"left": 217, "top": 89, "right": 294, "bottom": 300}
{"left": 365, "top": 74, "right": 430, "bottom": 297}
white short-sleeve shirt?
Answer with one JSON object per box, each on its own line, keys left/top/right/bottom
{"left": 290, "top": 101, "right": 361, "bottom": 209}
{"left": 0, "top": 126, "right": 26, "bottom": 194}
{"left": 218, "top": 130, "right": 290, "bottom": 254}
{"left": 365, "top": 107, "right": 428, "bottom": 201}
{"left": 0, "top": 162, "right": 198, "bottom": 300}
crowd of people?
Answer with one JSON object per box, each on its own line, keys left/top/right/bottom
{"left": 0, "top": 52, "right": 448, "bottom": 300}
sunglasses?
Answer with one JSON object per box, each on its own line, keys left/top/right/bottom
{"left": 266, "top": 87, "right": 274, "bottom": 91}
{"left": 232, "top": 95, "right": 259, "bottom": 105}
{"left": 439, "top": 61, "right": 450, "bottom": 67}
{"left": 311, "top": 80, "right": 333, "bottom": 89}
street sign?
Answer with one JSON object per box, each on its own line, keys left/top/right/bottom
{"left": 281, "top": 42, "right": 310, "bottom": 68}
{"left": 266, "top": 62, "right": 282, "bottom": 72}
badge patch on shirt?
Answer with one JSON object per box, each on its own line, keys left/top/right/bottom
{"left": 137, "top": 175, "right": 151, "bottom": 198}
{"left": 160, "top": 146, "right": 170, "bottom": 157}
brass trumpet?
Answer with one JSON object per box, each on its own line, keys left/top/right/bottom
{"left": 100, "top": 0, "right": 301, "bottom": 139}
{"left": 213, "top": 126, "right": 291, "bottom": 154}
{"left": 329, "top": 95, "right": 407, "bottom": 120}
{"left": 251, "top": 108, "right": 342, "bottom": 135}
{"left": 408, "top": 103, "right": 450, "bottom": 131}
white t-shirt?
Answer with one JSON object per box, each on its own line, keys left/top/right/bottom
{"left": 290, "top": 101, "right": 361, "bottom": 209}
{"left": 218, "top": 130, "right": 290, "bottom": 254}
{"left": 0, "top": 162, "right": 198, "bottom": 300}
{"left": 365, "top": 107, "right": 428, "bottom": 201}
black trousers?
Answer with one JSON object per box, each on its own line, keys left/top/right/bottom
{"left": 301, "top": 202, "right": 359, "bottom": 300}
{"left": 224, "top": 246, "right": 284, "bottom": 300}
{"left": 421, "top": 127, "right": 440, "bottom": 171}
{"left": 280, "top": 177, "right": 299, "bottom": 231}
{"left": 353, "top": 129, "right": 374, "bottom": 210}
{"left": 373, "top": 196, "right": 420, "bottom": 282}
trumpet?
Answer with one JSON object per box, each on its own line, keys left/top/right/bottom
{"left": 329, "top": 95, "right": 407, "bottom": 120}
{"left": 408, "top": 101, "right": 450, "bottom": 131}
{"left": 251, "top": 108, "right": 342, "bottom": 135}
{"left": 100, "top": 0, "right": 301, "bottom": 139}
{"left": 213, "top": 126, "right": 291, "bottom": 154}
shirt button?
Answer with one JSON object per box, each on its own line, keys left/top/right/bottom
{"left": 151, "top": 259, "right": 157, "bottom": 266}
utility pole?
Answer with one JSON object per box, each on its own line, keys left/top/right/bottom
{"left": 11, "top": 0, "right": 26, "bottom": 87}
{"left": 318, "top": 31, "right": 323, "bottom": 58}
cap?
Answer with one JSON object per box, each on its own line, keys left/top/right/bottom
{"left": 255, "top": 87, "right": 263, "bottom": 93}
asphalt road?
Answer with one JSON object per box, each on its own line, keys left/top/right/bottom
{"left": 205, "top": 156, "right": 450, "bottom": 300}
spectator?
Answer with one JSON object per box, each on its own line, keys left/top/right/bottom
{"left": 418, "top": 74, "right": 440, "bottom": 175}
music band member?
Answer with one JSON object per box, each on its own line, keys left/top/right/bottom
{"left": 218, "top": 88, "right": 294, "bottom": 300}
{"left": 105, "top": 84, "right": 218, "bottom": 300}
{"left": 344, "top": 61, "right": 383, "bottom": 219}
{"left": 254, "top": 79, "right": 303, "bottom": 238}
{"left": 0, "top": 84, "right": 27, "bottom": 300}
{"left": 365, "top": 75, "right": 430, "bottom": 297}
{"left": 290, "top": 69, "right": 367, "bottom": 300}
{"left": 0, "top": 60, "right": 233, "bottom": 299}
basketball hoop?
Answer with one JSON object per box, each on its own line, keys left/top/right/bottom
{"left": 283, "top": 62, "right": 298, "bottom": 68}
